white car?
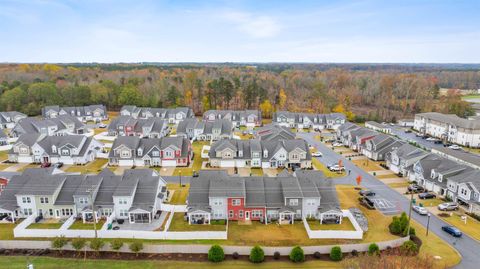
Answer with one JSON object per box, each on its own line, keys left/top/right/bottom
{"left": 438, "top": 202, "right": 459, "bottom": 211}
{"left": 328, "top": 164, "right": 345, "bottom": 172}
{"left": 426, "top": 137, "right": 437, "bottom": 142}
{"left": 412, "top": 205, "right": 428, "bottom": 215}
{"left": 312, "top": 151, "right": 323, "bottom": 157}
{"left": 332, "top": 142, "right": 343, "bottom": 147}
{"left": 448, "top": 145, "right": 461, "bottom": 150}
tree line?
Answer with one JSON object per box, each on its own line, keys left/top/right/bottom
{"left": 0, "top": 63, "right": 475, "bottom": 120}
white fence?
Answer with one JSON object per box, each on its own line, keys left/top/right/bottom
{"left": 303, "top": 210, "right": 364, "bottom": 239}
{"left": 160, "top": 203, "right": 187, "bottom": 212}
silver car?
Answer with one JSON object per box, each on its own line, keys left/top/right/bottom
{"left": 412, "top": 205, "right": 428, "bottom": 215}
{"left": 438, "top": 202, "right": 459, "bottom": 211}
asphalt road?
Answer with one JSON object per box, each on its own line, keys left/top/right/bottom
{"left": 390, "top": 125, "right": 445, "bottom": 151}
{"left": 298, "top": 132, "right": 479, "bottom": 269}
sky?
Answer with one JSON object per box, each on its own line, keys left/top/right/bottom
{"left": 1, "top": 0, "right": 479, "bottom": 63}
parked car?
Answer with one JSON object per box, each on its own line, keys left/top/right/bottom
{"left": 434, "top": 140, "right": 442, "bottom": 144}
{"left": 360, "top": 197, "right": 376, "bottom": 209}
{"left": 332, "top": 142, "right": 343, "bottom": 147}
{"left": 312, "top": 151, "right": 323, "bottom": 157}
{"left": 415, "top": 133, "right": 423, "bottom": 137}
{"left": 117, "top": 219, "right": 125, "bottom": 224}
{"left": 408, "top": 184, "right": 426, "bottom": 193}
{"left": 53, "top": 162, "right": 63, "bottom": 168}
{"left": 327, "top": 164, "right": 344, "bottom": 172}
{"left": 404, "top": 129, "right": 412, "bottom": 133}
{"left": 98, "top": 123, "right": 107, "bottom": 128}
{"left": 40, "top": 162, "right": 51, "bottom": 168}
{"left": 426, "top": 137, "right": 438, "bottom": 142}
{"left": 438, "top": 202, "right": 459, "bottom": 211}
{"left": 448, "top": 145, "right": 461, "bottom": 150}
{"left": 192, "top": 171, "right": 199, "bottom": 177}
{"left": 359, "top": 190, "right": 376, "bottom": 197}
{"left": 418, "top": 192, "right": 436, "bottom": 199}
{"left": 412, "top": 205, "right": 428, "bottom": 215}
{"left": 0, "top": 214, "right": 7, "bottom": 221}
{"left": 443, "top": 143, "right": 452, "bottom": 147}
{"left": 112, "top": 226, "right": 120, "bottom": 230}
{"left": 442, "top": 226, "right": 462, "bottom": 237}
{"left": 35, "top": 215, "right": 43, "bottom": 223}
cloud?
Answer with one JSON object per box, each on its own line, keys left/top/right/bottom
{"left": 221, "top": 11, "right": 281, "bottom": 38}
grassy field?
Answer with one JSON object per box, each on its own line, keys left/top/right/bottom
{"left": 312, "top": 158, "right": 345, "bottom": 178}
{"left": 351, "top": 159, "right": 382, "bottom": 172}
{"left": 387, "top": 182, "right": 410, "bottom": 188}
{"left": 0, "top": 256, "right": 343, "bottom": 269}
{"left": 0, "top": 150, "right": 8, "bottom": 161}
{"left": 65, "top": 159, "right": 108, "bottom": 174}
{"left": 0, "top": 222, "right": 19, "bottom": 240}
{"left": 307, "top": 218, "right": 355, "bottom": 231}
{"left": 173, "top": 141, "right": 208, "bottom": 176}
{"left": 438, "top": 212, "right": 480, "bottom": 242}
{"left": 68, "top": 220, "right": 105, "bottom": 230}
{"left": 415, "top": 197, "right": 444, "bottom": 207}
{"left": 26, "top": 222, "right": 63, "bottom": 229}
{"left": 461, "top": 94, "right": 480, "bottom": 100}
{"left": 168, "top": 213, "right": 226, "bottom": 231}
{"left": 250, "top": 168, "right": 263, "bottom": 176}
{"left": 167, "top": 183, "right": 189, "bottom": 204}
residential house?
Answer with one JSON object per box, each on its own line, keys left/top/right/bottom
{"left": 203, "top": 110, "right": 262, "bottom": 128}
{"left": 186, "top": 170, "right": 342, "bottom": 225}
{"left": 446, "top": 170, "right": 480, "bottom": 214}
{"left": 386, "top": 143, "right": 429, "bottom": 177}
{"left": 414, "top": 112, "right": 480, "bottom": 147}
{"left": 347, "top": 128, "right": 377, "bottom": 152}
{"left": 120, "top": 106, "right": 194, "bottom": 124}
{"left": 432, "top": 147, "right": 480, "bottom": 170}
{"left": 336, "top": 122, "right": 361, "bottom": 144}
{"left": 0, "top": 168, "right": 167, "bottom": 224}
{"left": 254, "top": 124, "right": 295, "bottom": 141}
{"left": 273, "top": 112, "right": 346, "bottom": 130}
{"left": 42, "top": 105, "right": 108, "bottom": 122}
{"left": 362, "top": 134, "right": 405, "bottom": 161}
{"left": 108, "top": 136, "right": 192, "bottom": 167}
{"left": 8, "top": 134, "right": 103, "bottom": 165}
{"left": 208, "top": 139, "right": 312, "bottom": 169}
{"left": 398, "top": 119, "right": 414, "bottom": 127}
{"left": 10, "top": 115, "right": 86, "bottom": 137}
{"left": 365, "top": 121, "right": 392, "bottom": 134}
{"left": 0, "top": 111, "right": 27, "bottom": 129}
{"left": 177, "top": 118, "right": 233, "bottom": 141}
{"left": 0, "top": 130, "right": 7, "bottom": 146}
{"left": 107, "top": 116, "right": 169, "bottom": 138}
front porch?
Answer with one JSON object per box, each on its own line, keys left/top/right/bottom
{"left": 278, "top": 210, "right": 295, "bottom": 225}
{"left": 187, "top": 209, "right": 211, "bottom": 225}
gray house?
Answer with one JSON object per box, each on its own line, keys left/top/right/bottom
{"left": 0, "top": 111, "right": 27, "bottom": 129}
{"left": 107, "top": 116, "right": 169, "bottom": 138}
{"left": 255, "top": 124, "right": 295, "bottom": 141}
{"left": 11, "top": 115, "right": 86, "bottom": 137}
{"left": 362, "top": 134, "right": 405, "bottom": 161}
{"left": 386, "top": 143, "right": 429, "bottom": 177}
{"left": 120, "top": 106, "right": 194, "bottom": 124}
{"left": 42, "top": 105, "right": 107, "bottom": 122}
{"left": 177, "top": 118, "right": 233, "bottom": 141}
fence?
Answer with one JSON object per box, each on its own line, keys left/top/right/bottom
{"left": 160, "top": 203, "right": 187, "bottom": 212}
{"left": 302, "top": 210, "right": 364, "bottom": 240}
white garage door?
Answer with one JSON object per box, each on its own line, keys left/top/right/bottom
{"left": 235, "top": 160, "right": 246, "bottom": 167}
{"left": 162, "top": 160, "right": 177, "bottom": 167}
{"left": 119, "top": 160, "right": 133, "bottom": 166}
{"left": 220, "top": 160, "right": 235, "bottom": 167}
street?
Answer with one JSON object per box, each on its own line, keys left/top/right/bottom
{"left": 298, "top": 132, "right": 479, "bottom": 269}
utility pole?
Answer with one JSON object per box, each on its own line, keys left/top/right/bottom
{"left": 179, "top": 170, "right": 182, "bottom": 187}
{"left": 86, "top": 187, "right": 98, "bottom": 238}
{"left": 406, "top": 191, "right": 414, "bottom": 236}
{"left": 426, "top": 213, "right": 431, "bottom": 236}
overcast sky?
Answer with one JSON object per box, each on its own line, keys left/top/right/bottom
{"left": 1, "top": 0, "right": 479, "bottom": 63}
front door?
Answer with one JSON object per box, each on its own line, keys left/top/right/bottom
{"left": 245, "top": 211, "right": 250, "bottom": 220}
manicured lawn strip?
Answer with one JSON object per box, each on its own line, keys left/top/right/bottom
{"left": 17, "top": 163, "right": 40, "bottom": 172}
{"left": 0, "top": 150, "right": 8, "bottom": 161}
{"left": 173, "top": 141, "right": 208, "bottom": 176}
{"left": 461, "top": 94, "right": 480, "bottom": 100}
{"left": 351, "top": 159, "right": 382, "bottom": 172}
{"left": 167, "top": 183, "right": 189, "bottom": 204}
{"left": 0, "top": 256, "right": 342, "bottom": 269}
{"left": 68, "top": 220, "right": 105, "bottom": 230}
{"left": 65, "top": 159, "right": 108, "bottom": 174}
{"left": 376, "top": 174, "right": 400, "bottom": 179}
{"left": 26, "top": 222, "right": 63, "bottom": 229}
{"left": 312, "top": 158, "right": 345, "bottom": 178}
{"left": 250, "top": 168, "right": 263, "bottom": 176}
{"left": 0, "top": 222, "right": 20, "bottom": 240}
{"left": 387, "top": 182, "right": 410, "bottom": 188}
{"left": 261, "top": 118, "right": 272, "bottom": 125}
{"left": 234, "top": 131, "right": 253, "bottom": 140}
{"left": 307, "top": 218, "right": 355, "bottom": 231}
{"left": 168, "top": 213, "right": 226, "bottom": 231}
{"left": 437, "top": 212, "right": 480, "bottom": 242}
{"left": 415, "top": 198, "right": 444, "bottom": 207}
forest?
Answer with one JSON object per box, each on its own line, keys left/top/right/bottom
{"left": 0, "top": 63, "right": 478, "bottom": 122}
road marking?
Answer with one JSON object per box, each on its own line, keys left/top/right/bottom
{"left": 371, "top": 198, "right": 396, "bottom": 209}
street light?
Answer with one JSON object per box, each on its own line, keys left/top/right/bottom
{"left": 406, "top": 191, "right": 414, "bottom": 236}
{"left": 426, "top": 213, "right": 431, "bottom": 236}
{"left": 179, "top": 170, "right": 182, "bottom": 187}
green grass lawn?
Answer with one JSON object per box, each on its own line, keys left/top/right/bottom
{"left": 0, "top": 222, "right": 19, "bottom": 240}
{"left": 307, "top": 218, "right": 355, "bottom": 231}
{"left": 26, "top": 222, "right": 63, "bottom": 229}
{"left": 167, "top": 183, "right": 189, "bottom": 204}
{"left": 173, "top": 141, "right": 208, "bottom": 176}
{"left": 387, "top": 182, "right": 410, "bottom": 188}
{"left": 68, "top": 220, "right": 105, "bottom": 230}
{"left": 234, "top": 131, "right": 253, "bottom": 140}
{"left": 0, "top": 256, "right": 343, "bottom": 269}
{"left": 461, "top": 94, "right": 480, "bottom": 100}
{"left": 17, "top": 163, "right": 40, "bottom": 172}
{"left": 0, "top": 150, "right": 8, "bottom": 161}
{"left": 65, "top": 159, "right": 108, "bottom": 174}
{"left": 250, "top": 168, "right": 263, "bottom": 176}
{"left": 168, "top": 213, "right": 226, "bottom": 231}
{"left": 438, "top": 212, "right": 480, "bottom": 242}
{"left": 415, "top": 197, "right": 444, "bottom": 207}
{"left": 351, "top": 159, "right": 382, "bottom": 172}
{"left": 312, "top": 158, "right": 345, "bottom": 178}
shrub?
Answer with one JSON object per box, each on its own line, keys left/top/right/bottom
{"left": 51, "top": 236, "right": 68, "bottom": 254}
{"left": 330, "top": 246, "right": 342, "bottom": 261}
{"left": 313, "top": 251, "right": 321, "bottom": 259}
{"left": 401, "top": 240, "right": 419, "bottom": 255}
{"left": 403, "top": 226, "right": 416, "bottom": 236}
{"left": 89, "top": 238, "right": 105, "bottom": 256}
{"left": 390, "top": 212, "right": 415, "bottom": 236}
{"left": 351, "top": 249, "right": 358, "bottom": 257}
{"left": 71, "top": 237, "right": 86, "bottom": 257}
{"left": 249, "top": 245, "right": 265, "bottom": 263}
{"left": 438, "top": 213, "right": 451, "bottom": 218}
{"left": 368, "top": 243, "right": 380, "bottom": 256}
{"left": 232, "top": 252, "right": 239, "bottom": 260}
{"left": 129, "top": 241, "right": 144, "bottom": 257}
{"left": 208, "top": 245, "right": 224, "bottom": 263}
{"left": 110, "top": 239, "right": 124, "bottom": 256}
{"left": 289, "top": 246, "right": 305, "bottom": 263}
{"left": 410, "top": 234, "right": 423, "bottom": 249}
{"left": 273, "top": 251, "right": 281, "bottom": 260}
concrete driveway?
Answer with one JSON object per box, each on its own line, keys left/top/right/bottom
{"left": 237, "top": 167, "right": 251, "bottom": 176}
{"left": 158, "top": 167, "right": 175, "bottom": 176}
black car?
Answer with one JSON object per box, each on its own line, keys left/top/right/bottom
{"left": 54, "top": 162, "right": 64, "bottom": 168}
{"left": 359, "top": 190, "right": 376, "bottom": 197}
{"left": 442, "top": 226, "right": 462, "bottom": 237}
{"left": 418, "top": 192, "right": 436, "bottom": 199}
{"left": 360, "top": 197, "right": 376, "bottom": 209}
{"left": 192, "top": 171, "right": 199, "bottom": 177}
{"left": 434, "top": 140, "right": 442, "bottom": 144}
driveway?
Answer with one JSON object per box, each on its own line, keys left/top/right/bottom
{"left": 2, "top": 163, "right": 29, "bottom": 172}
{"left": 237, "top": 168, "right": 251, "bottom": 176}
{"left": 158, "top": 167, "right": 175, "bottom": 176}
{"left": 299, "top": 132, "right": 479, "bottom": 269}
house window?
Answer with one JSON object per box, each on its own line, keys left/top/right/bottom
{"left": 231, "top": 199, "right": 241, "bottom": 206}
{"left": 120, "top": 150, "right": 130, "bottom": 158}
{"left": 119, "top": 198, "right": 128, "bottom": 205}
{"left": 153, "top": 151, "right": 159, "bottom": 157}
{"left": 289, "top": 199, "right": 299, "bottom": 206}
{"left": 49, "top": 209, "right": 53, "bottom": 216}
{"left": 229, "top": 210, "right": 234, "bottom": 218}
{"left": 61, "top": 149, "right": 69, "bottom": 155}
{"left": 252, "top": 210, "right": 263, "bottom": 218}
{"left": 22, "top": 197, "right": 31, "bottom": 203}
{"left": 212, "top": 199, "right": 223, "bottom": 206}
{"left": 292, "top": 154, "right": 299, "bottom": 159}
{"left": 119, "top": 209, "right": 128, "bottom": 217}
{"left": 79, "top": 197, "right": 88, "bottom": 204}
{"left": 23, "top": 208, "right": 33, "bottom": 216}
{"left": 164, "top": 151, "right": 173, "bottom": 157}
{"left": 306, "top": 199, "right": 315, "bottom": 206}
{"left": 239, "top": 210, "right": 244, "bottom": 218}
{"left": 40, "top": 197, "right": 49, "bottom": 204}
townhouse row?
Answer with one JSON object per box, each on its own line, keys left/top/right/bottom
{"left": 273, "top": 112, "right": 346, "bottom": 130}
{"left": 42, "top": 105, "right": 108, "bottom": 123}
{"left": 0, "top": 168, "right": 168, "bottom": 224}
{"left": 187, "top": 170, "right": 342, "bottom": 225}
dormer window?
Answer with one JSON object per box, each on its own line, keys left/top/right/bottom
{"left": 238, "top": 150, "right": 243, "bottom": 157}
{"left": 263, "top": 149, "right": 268, "bottom": 158}
{"left": 51, "top": 145, "right": 57, "bottom": 153}
{"left": 137, "top": 148, "right": 143, "bottom": 156}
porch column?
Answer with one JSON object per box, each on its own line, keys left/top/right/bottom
{"left": 188, "top": 213, "right": 191, "bottom": 225}
{"left": 148, "top": 213, "right": 151, "bottom": 223}
{"left": 207, "top": 214, "right": 210, "bottom": 224}
{"left": 320, "top": 214, "right": 323, "bottom": 224}
{"left": 339, "top": 214, "right": 342, "bottom": 224}
{"left": 291, "top": 213, "right": 294, "bottom": 224}
{"left": 128, "top": 212, "right": 133, "bottom": 224}
{"left": 82, "top": 212, "right": 86, "bottom": 223}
